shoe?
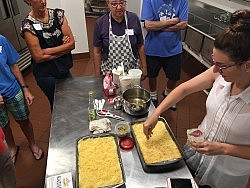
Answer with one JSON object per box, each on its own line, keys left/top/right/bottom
{"left": 29, "top": 146, "right": 44, "bottom": 160}
{"left": 170, "top": 104, "right": 177, "bottom": 111}
{"left": 151, "top": 98, "right": 158, "bottom": 107}
{"left": 162, "top": 91, "right": 177, "bottom": 111}
{"left": 11, "top": 146, "right": 20, "bottom": 164}
{"left": 162, "top": 90, "right": 168, "bottom": 98}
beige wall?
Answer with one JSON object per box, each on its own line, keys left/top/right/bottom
{"left": 126, "top": 0, "right": 142, "bottom": 17}
{"left": 47, "top": 0, "right": 89, "bottom": 54}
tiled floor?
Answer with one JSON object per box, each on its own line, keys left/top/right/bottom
{"left": 10, "top": 17, "right": 249, "bottom": 188}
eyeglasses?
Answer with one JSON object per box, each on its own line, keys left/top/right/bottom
{"left": 110, "top": 1, "right": 127, "bottom": 8}
{"left": 213, "top": 61, "right": 237, "bottom": 73}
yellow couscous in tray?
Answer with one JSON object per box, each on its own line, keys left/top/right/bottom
{"left": 131, "top": 117, "right": 183, "bottom": 173}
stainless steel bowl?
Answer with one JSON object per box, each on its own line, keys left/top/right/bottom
{"left": 122, "top": 87, "right": 151, "bottom": 116}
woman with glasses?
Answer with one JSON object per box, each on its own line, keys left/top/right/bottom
{"left": 143, "top": 9, "right": 250, "bottom": 188}
{"left": 93, "top": 0, "right": 147, "bottom": 78}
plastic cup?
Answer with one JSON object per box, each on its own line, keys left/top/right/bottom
{"left": 112, "top": 69, "right": 122, "bottom": 87}
{"left": 119, "top": 76, "right": 132, "bottom": 93}
{"left": 128, "top": 69, "right": 142, "bottom": 77}
{"left": 128, "top": 69, "right": 142, "bottom": 86}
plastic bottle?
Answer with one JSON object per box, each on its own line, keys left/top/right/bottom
{"left": 88, "top": 91, "right": 97, "bottom": 121}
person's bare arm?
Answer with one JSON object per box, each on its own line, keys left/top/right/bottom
{"left": 163, "top": 20, "right": 187, "bottom": 31}
{"left": 93, "top": 46, "right": 102, "bottom": 76}
{"left": 144, "top": 18, "right": 180, "bottom": 31}
{"left": 43, "top": 16, "right": 75, "bottom": 55}
{"left": 23, "top": 16, "right": 75, "bottom": 63}
{"left": 0, "top": 94, "right": 3, "bottom": 105}
{"left": 143, "top": 67, "right": 219, "bottom": 139}
{"left": 190, "top": 141, "right": 250, "bottom": 160}
{"left": 10, "top": 64, "right": 34, "bottom": 105}
{"left": 137, "top": 44, "right": 147, "bottom": 80}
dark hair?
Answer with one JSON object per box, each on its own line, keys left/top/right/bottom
{"left": 230, "top": 9, "right": 250, "bottom": 26}
{"left": 214, "top": 9, "right": 250, "bottom": 64}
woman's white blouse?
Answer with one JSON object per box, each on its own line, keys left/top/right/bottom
{"left": 189, "top": 76, "right": 250, "bottom": 188}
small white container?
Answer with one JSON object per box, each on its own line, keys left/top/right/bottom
{"left": 128, "top": 69, "right": 142, "bottom": 77}
{"left": 112, "top": 69, "right": 122, "bottom": 87}
{"left": 128, "top": 69, "right": 142, "bottom": 86}
{"left": 119, "top": 75, "right": 133, "bottom": 93}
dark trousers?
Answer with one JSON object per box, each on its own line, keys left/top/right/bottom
{"left": 35, "top": 72, "right": 72, "bottom": 111}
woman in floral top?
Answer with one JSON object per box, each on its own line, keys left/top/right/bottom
{"left": 21, "top": 0, "right": 75, "bottom": 110}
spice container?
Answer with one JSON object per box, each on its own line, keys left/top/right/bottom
{"left": 115, "top": 122, "right": 130, "bottom": 137}
{"left": 88, "top": 91, "right": 97, "bottom": 121}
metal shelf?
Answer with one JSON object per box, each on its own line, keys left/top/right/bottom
{"left": 182, "top": 43, "right": 211, "bottom": 68}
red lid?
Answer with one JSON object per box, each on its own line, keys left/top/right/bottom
{"left": 119, "top": 136, "right": 134, "bottom": 151}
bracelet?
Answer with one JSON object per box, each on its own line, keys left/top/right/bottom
{"left": 21, "top": 84, "right": 29, "bottom": 89}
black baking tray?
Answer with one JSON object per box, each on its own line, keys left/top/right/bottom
{"left": 76, "top": 133, "right": 126, "bottom": 188}
{"left": 131, "top": 117, "right": 183, "bottom": 173}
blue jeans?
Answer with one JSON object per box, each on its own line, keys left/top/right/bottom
{"left": 35, "top": 72, "right": 72, "bottom": 111}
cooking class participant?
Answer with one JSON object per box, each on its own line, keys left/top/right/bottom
{"left": 93, "top": 0, "right": 147, "bottom": 78}
{"left": 143, "top": 9, "right": 250, "bottom": 188}
{"left": 0, "top": 34, "right": 44, "bottom": 163}
{"left": 141, "top": 0, "right": 188, "bottom": 108}
{"left": 21, "top": 0, "right": 75, "bottom": 111}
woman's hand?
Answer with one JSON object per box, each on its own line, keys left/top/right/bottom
{"left": 189, "top": 141, "right": 226, "bottom": 156}
{"left": 143, "top": 113, "right": 159, "bottom": 139}
{"left": 62, "top": 35, "right": 70, "bottom": 44}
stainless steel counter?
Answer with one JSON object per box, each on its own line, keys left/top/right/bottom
{"left": 45, "top": 76, "right": 193, "bottom": 188}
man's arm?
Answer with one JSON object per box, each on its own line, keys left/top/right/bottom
{"left": 0, "top": 94, "right": 3, "bottom": 105}
{"left": 144, "top": 18, "right": 180, "bottom": 31}
{"left": 93, "top": 46, "right": 102, "bottom": 76}
{"left": 163, "top": 20, "right": 188, "bottom": 31}
{"left": 137, "top": 44, "right": 147, "bottom": 80}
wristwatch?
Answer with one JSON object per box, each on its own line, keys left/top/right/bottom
{"left": 21, "top": 84, "right": 29, "bottom": 89}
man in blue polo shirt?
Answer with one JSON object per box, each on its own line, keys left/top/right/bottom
{"left": 141, "top": 0, "right": 188, "bottom": 109}
{"left": 0, "top": 34, "right": 43, "bottom": 164}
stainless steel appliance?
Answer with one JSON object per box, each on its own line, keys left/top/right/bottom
{"left": 0, "top": 0, "right": 31, "bottom": 70}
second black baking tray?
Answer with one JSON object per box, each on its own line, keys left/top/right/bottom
{"left": 76, "top": 133, "right": 126, "bottom": 188}
{"left": 131, "top": 117, "right": 183, "bottom": 173}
